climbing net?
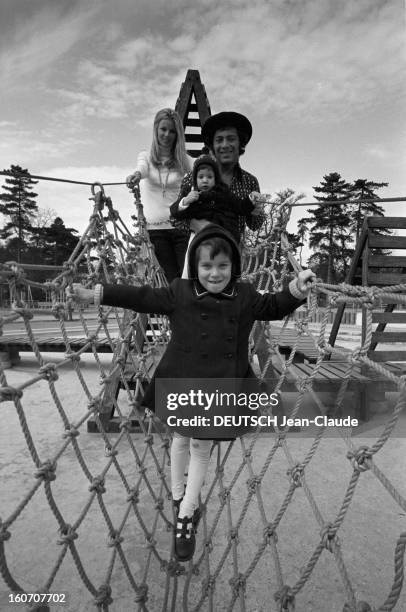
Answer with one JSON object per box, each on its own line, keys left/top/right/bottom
{"left": 0, "top": 185, "right": 405, "bottom": 612}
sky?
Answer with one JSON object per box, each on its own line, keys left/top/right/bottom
{"left": 1, "top": 0, "right": 405, "bottom": 242}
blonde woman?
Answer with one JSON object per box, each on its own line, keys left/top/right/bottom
{"left": 127, "top": 108, "right": 192, "bottom": 281}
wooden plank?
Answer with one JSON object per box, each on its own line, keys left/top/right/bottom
{"left": 367, "top": 272, "right": 406, "bottom": 285}
{"left": 372, "top": 312, "right": 406, "bottom": 323}
{"left": 368, "top": 235, "right": 406, "bottom": 249}
{"left": 367, "top": 217, "right": 406, "bottom": 229}
{"left": 368, "top": 350, "right": 406, "bottom": 362}
{"left": 329, "top": 222, "right": 369, "bottom": 348}
{"left": 371, "top": 332, "right": 406, "bottom": 343}
{"left": 184, "top": 118, "right": 201, "bottom": 127}
{"left": 369, "top": 255, "right": 406, "bottom": 267}
{"left": 185, "top": 133, "right": 205, "bottom": 143}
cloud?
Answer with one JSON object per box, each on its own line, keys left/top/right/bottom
{"left": 48, "top": 0, "right": 405, "bottom": 128}
{"left": 0, "top": 3, "right": 101, "bottom": 91}
{"left": 363, "top": 145, "right": 390, "bottom": 160}
{"left": 0, "top": 122, "right": 90, "bottom": 169}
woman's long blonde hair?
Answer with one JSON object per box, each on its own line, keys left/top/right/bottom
{"left": 150, "top": 108, "right": 191, "bottom": 175}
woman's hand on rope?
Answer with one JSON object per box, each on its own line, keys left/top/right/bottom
{"left": 126, "top": 171, "right": 141, "bottom": 188}
{"left": 296, "top": 269, "right": 316, "bottom": 295}
{"left": 66, "top": 283, "right": 95, "bottom": 304}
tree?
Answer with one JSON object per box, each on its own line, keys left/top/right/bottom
{"left": 348, "top": 178, "right": 389, "bottom": 239}
{"left": 305, "top": 172, "right": 352, "bottom": 283}
{"left": 0, "top": 165, "right": 39, "bottom": 262}
{"left": 40, "top": 217, "right": 79, "bottom": 266}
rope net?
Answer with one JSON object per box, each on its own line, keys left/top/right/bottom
{"left": 0, "top": 185, "right": 405, "bottom": 612}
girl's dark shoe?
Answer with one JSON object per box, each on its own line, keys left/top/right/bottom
{"left": 174, "top": 515, "right": 196, "bottom": 562}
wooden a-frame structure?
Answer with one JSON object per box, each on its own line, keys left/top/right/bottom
{"left": 175, "top": 69, "right": 211, "bottom": 158}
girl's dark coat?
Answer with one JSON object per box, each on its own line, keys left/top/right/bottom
{"left": 101, "top": 278, "right": 302, "bottom": 436}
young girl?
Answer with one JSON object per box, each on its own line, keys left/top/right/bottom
{"left": 72, "top": 225, "right": 315, "bottom": 563}
{"left": 126, "top": 108, "right": 192, "bottom": 281}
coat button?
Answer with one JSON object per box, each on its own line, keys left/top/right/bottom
{"left": 201, "top": 332, "right": 208, "bottom": 339}
{"left": 227, "top": 336, "right": 234, "bottom": 342}
{"left": 224, "top": 353, "right": 233, "bottom": 359}
{"left": 201, "top": 353, "right": 208, "bottom": 359}
{"left": 201, "top": 313, "right": 208, "bottom": 319}
{"left": 229, "top": 317, "right": 236, "bottom": 323}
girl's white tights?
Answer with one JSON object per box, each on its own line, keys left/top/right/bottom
{"left": 171, "top": 433, "right": 212, "bottom": 519}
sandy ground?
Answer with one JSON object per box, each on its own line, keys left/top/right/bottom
{"left": 0, "top": 344, "right": 406, "bottom": 612}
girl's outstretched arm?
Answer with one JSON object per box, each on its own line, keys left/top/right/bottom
{"left": 69, "top": 282, "right": 176, "bottom": 315}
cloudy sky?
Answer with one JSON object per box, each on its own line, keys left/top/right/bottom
{"left": 1, "top": 0, "right": 405, "bottom": 237}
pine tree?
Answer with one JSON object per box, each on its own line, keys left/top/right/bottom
{"left": 40, "top": 217, "right": 79, "bottom": 266}
{"left": 349, "top": 178, "right": 389, "bottom": 239}
{"left": 306, "top": 172, "right": 352, "bottom": 283}
{"left": 0, "top": 165, "right": 39, "bottom": 262}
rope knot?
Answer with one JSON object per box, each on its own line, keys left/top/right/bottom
{"left": 34, "top": 460, "right": 56, "bottom": 482}
{"left": 219, "top": 488, "right": 230, "bottom": 503}
{"left": 264, "top": 522, "right": 278, "bottom": 543}
{"left": 13, "top": 306, "right": 33, "bottom": 320}
{"left": 108, "top": 530, "right": 124, "bottom": 547}
{"left": 87, "top": 397, "right": 102, "bottom": 414}
{"left": 229, "top": 573, "right": 246, "bottom": 595}
{"left": 57, "top": 524, "right": 78, "bottom": 545}
{"left": 89, "top": 476, "right": 106, "bottom": 494}
{"left": 127, "top": 488, "right": 139, "bottom": 504}
{"left": 119, "top": 417, "right": 132, "bottom": 432}
{"left": 287, "top": 463, "right": 304, "bottom": 487}
{"left": 62, "top": 425, "right": 79, "bottom": 439}
{"left": 104, "top": 446, "right": 118, "bottom": 457}
{"left": 143, "top": 434, "right": 154, "bottom": 445}
{"left": 247, "top": 475, "right": 261, "bottom": 493}
{"left": 65, "top": 351, "right": 81, "bottom": 362}
{"left": 134, "top": 583, "right": 148, "bottom": 604}
{"left": 228, "top": 527, "right": 239, "bottom": 542}
{"left": 274, "top": 584, "right": 295, "bottom": 610}
{"left": 202, "top": 575, "right": 216, "bottom": 593}
{"left": 298, "top": 378, "right": 312, "bottom": 393}
{"left": 52, "top": 302, "right": 66, "bottom": 318}
{"left": 39, "top": 363, "right": 59, "bottom": 382}
{"left": 0, "top": 385, "right": 23, "bottom": 402}
{"left": 320, "top": 523, "right": 339, "bottom": 552}
{"left": 155, "top": 497, "right": 164, "bottom": 511}
{"left": 94, "top": 583, "right": 113, "bottom": 606}
{"left": 347, "top": 446, "right": 373, "bottom": 472}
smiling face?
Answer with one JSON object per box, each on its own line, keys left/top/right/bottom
{"left": 197, "top": 245, "right": 232, "bottom": 294}
{"left": 196, "top": 165, "right": 216, "bottom": 191}
{"left": 157, "top": 118, "right": 177, "bottom": 150}
{"left": 212, "top": 127, "right": 240, "bottom": 166}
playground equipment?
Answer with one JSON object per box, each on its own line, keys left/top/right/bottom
{"left": 0, "top": 71, "right": 405, "bottom": 612}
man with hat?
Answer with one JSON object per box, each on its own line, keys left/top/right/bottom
{"left": 177, "top": 111, "right": 265, "bottom": 242}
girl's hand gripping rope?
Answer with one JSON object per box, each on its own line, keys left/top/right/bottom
{"left": 296, "top": 269, "right": 316, "bottom": 296}
{"left": 66, "top": 283, "right": 95, "bottom": 304}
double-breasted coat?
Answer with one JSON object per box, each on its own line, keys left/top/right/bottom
{"left": 100, "top": 225, "right": 304, "bottom": 437}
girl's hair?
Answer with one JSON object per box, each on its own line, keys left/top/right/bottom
{"left": 150, "top": 108, "right": 191, "bottom": 174}
{"left": 195, "top": 237, "right": 233, "bottom": 266}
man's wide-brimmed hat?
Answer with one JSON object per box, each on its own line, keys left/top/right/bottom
{"left": 201, "top": 112, "right": 252, "bottom": 148}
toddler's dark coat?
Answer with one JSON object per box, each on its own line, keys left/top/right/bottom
{"left": 100, "top": 226, "right": 303, "bottom": 436}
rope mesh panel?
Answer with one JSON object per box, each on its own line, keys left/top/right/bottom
{"left": 0, "top": 186, "right": 405, "bottom": 612}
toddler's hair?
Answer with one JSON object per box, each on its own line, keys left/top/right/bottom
{"left": 195, "top": 237, "right": 233, "bottom": 264}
